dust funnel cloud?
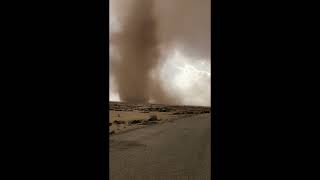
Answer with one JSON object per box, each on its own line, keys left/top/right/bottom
{"left": 110, "top": 0, "right": 211, "bottom": 106}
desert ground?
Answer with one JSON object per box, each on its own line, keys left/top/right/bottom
{"left": 109, "top": 101, "right": 211, "bottom": 135}
{"left": 109, "top": 102, "right": 211, "bottom": 180}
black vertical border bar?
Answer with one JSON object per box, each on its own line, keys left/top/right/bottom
{"left": 96, "top": 0, "right": 108, "bottom": 179}
{"left": 213, "top": 0, "right": 224, "bottom": 179}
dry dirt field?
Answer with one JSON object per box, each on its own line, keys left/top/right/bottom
{"left": 109, "top": 101, "right": 211, "bottom": 135}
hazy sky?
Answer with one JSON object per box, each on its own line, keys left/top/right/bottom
{"left": 109, "top": 0, "right": 211, "bottom": 106}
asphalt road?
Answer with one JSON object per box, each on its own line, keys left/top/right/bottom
{"left": 109, "top": 113, "right": 211, "bottom": 180}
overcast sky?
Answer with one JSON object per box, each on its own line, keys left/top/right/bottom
{"left": 109, "top": 0, "right": 211, "bottom": 106}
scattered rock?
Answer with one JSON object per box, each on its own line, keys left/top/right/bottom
{"left": 114, "top": 120, "right": 125, "bottom": 125}
{"left": 148, "top": 115, "right": 158, "bottom": 121}
{"left": 159, "top": 108, "right": 169, "bottom": 112}
{"left": 109, "top": 131, "right": 115, "bottom": 135}
{"left": 109, "top": 123, "right": 112, "bottom": 126}
{"left": 128, "top": 120, "right": 142, "bottom": 125}
{"left": 142, "top": 121, "right": 158, "bottom": 125}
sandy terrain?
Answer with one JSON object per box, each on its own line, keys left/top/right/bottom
{"left": 109, "top": 101, "right": 211, "bottom": 135}
{"left": 110, "top": 113, "right": 211, "bottom": 180}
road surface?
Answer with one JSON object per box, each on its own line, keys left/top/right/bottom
{"left": 109, "top": 113, "right": 211, "bottom": 180}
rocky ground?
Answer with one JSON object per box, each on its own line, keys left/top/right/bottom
{"left": 109, "top": 101, "right": 211, "bottom": 135}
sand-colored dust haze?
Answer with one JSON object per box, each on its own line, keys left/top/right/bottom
{"left": 110, "top": 0, "right": 211, "bottom": 105}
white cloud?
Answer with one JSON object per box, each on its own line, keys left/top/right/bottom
{"left": 157, "top": 50, "right": 211, "bottom": 106}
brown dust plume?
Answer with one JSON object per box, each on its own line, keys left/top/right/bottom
{"left": 110, "top": 0, "right": 211, "bottom": 105}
